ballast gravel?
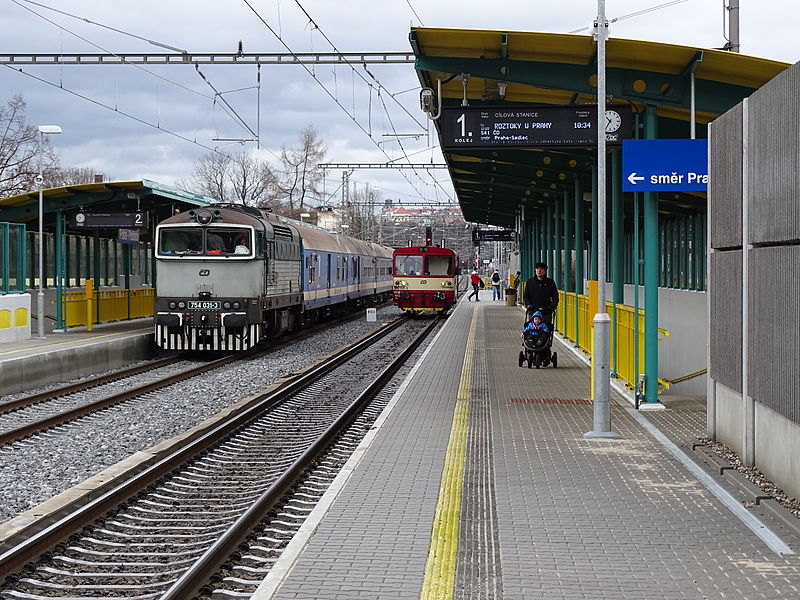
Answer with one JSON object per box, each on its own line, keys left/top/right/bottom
{"left": 0, "top": 307, "right": 404, "bottom": 524}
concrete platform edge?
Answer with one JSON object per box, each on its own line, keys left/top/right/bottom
{"left": 251, "top": 315, "right": 455, "bottom": 600}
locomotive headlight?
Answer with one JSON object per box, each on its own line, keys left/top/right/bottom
{"left": 232, "top": 301, "right": 241, "bottom": 309}
{"left": 168, "top": 301, "right": 177, "bottom": 309}
{"left": 177, "top": 301, "right": 186, "bottom": 309}
{"left": 394, "top": 279, "right": 407, "bottom": 288}
{"left": 441, "top": 281, "right": 453, "bottom": 287}
{"left": 222, "top": 301, "right": 232, "bottom": 309}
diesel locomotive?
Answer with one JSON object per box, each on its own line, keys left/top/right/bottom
{"left": 154, "top": 204, "right": 392, "bottom": 350}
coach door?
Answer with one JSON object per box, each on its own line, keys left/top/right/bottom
{"left": 326, "top": 254, "right": 331, "bottom": 298}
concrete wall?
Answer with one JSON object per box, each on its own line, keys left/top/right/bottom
{"left": 622, "top": 284, "right": 707, "bottom": 396}
{"left": 0, "top": 294, "right": 30, "bottom": 342}
{"left": 709, "top": 60, "right": 800, "bottom": 498}
{"left": 714, "top": 380, "right": 800, "bottom": 499}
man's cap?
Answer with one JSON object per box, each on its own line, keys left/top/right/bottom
{"left": 534, "top": 262, "right": 548, "bottom": 270}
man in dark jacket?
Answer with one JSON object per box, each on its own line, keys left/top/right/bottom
{"left": 523, "top": 262, "right": 559, "bottom": 328}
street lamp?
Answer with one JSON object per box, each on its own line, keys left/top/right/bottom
{"left": 36, "top": 125, "right": 61, "bottom": 338}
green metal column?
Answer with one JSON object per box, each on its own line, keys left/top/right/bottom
{"left": 611, "top": 147, "right": 623, "bottom": 375}
{"left": 590, "top": 164, "right": 598, "bottom": 280}
{"left": 55, "top": 210, "right": 65, "bottom": 331}
{"left": 644, "top": 105, "right": 660, "bottom": 404}
{"left": 93, "top": 231, "right": 101, "bottom": 324}
{"left": 123, "top": 243, "right": 131, "bottom": 319}
{"left": 546, "top": 205, "right": 554, "bottom": 275}
{"left": 553, "top": 199, "right": 562, "bottom": 290}
{"left": 574, "top": 177, "right": 584, "bottom": 348}
{"left": 563, "top": 189, "right": 573, "bottom": 293}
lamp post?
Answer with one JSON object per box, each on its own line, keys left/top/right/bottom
{"left": 36, "top": 125, "right": 62, "bottom": 338}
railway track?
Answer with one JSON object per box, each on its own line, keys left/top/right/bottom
{"left": 0, "top": 313, "right": 439, "bottom": 598}
{"left": 0, "top": 310, "right": 389, "bottom": 448}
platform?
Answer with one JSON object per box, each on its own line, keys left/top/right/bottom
{"left": 254, "top": 289, "right": 800, "bottom": 599}
{"left": 0, "top": 318, "right": 154, "bottom": 396}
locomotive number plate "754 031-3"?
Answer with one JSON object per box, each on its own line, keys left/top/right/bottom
{"left": 187, "top": 301, "right": 221, "bottom": 310}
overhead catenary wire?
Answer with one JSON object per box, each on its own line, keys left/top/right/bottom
{"left": 19, "top": 0, "right": 188, "bottom": 53}
{"left": 10, "top": 0, "right": 255, "bottom": 139}
{"left": 568, "top": 0, "right": 690, "bottom": 33}
{"left": 3, "top": 63, "right": 226, "bottom": 156}
{"left": 240, "top": 0, "right": 431, "bottom": 200}
{"left": 288, "top": 0, "right": 446, "bottom": 200}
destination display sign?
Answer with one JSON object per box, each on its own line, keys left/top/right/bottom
{"left": 474, "top": 229, "right": 515, "bottom": 242}
{"left": 441, "top": 105, "right": 632, "bottom": 149}
{"left": 73, "top": 211, "right": 149, "bottom": 229}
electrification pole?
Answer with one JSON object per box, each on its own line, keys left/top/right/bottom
{"left": 586, "top": 0, "right": 620, "bottom": 439}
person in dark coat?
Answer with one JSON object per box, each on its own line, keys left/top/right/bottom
{"left": 523, "top": 262, "right": 559, "bottom": 327}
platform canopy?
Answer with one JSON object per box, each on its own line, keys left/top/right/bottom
{"left": 410, "top": 27, "right": 790, "bottom": 227}
{"left": 0, "top": 179, "right": 218, "bottom": 237}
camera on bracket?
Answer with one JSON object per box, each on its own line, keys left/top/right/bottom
{"left": 419, "top": 87, "right": 435, "bottom": 115}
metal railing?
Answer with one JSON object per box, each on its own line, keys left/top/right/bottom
{"left": 62, "top": 287, "right": 154, "bottom": 327}
{"left": 555, "top": 291, "right": 670, "bottom": 393}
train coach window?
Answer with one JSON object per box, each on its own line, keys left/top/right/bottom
{"left": 426, "top": 255, "right": 452, "bottom": 276}
{"left": 159, "top": 228, "right": 203, "bottom": 254}
{"left": 395, "top": 255, "right": 423, "bottom": 276}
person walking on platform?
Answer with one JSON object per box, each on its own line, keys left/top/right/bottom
{"left": 468, "top": 270, "right": 481, "bottom": 301}
{"left": 523, "top": 262, "right": 559, "bottom": 327}
{"left": 491, "top": 270, "right": 503, "bottom": 300}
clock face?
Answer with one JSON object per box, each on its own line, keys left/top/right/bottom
{"left": 605, "top": 110, "right": 622, "bottom": 133}
{"left": 75, "top": 212, "right": 86, "bottom": 224}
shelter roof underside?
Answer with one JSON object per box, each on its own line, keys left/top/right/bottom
{"left": 0, "top": 180, "right": 218, "bottom": 228}
{"left": 410, "top": 27, "right": 790, "bottom": 228}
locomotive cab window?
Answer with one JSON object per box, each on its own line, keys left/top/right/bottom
{"left": 426, "top": 255, "right": 452, "bottom": 276}
{"left": 158, "top": 227, "right": 203, "bottom": 255}
{"left": 395, "top": 255, "right": 423, "bottom": 276}
{"left": 205, "top": 228, "right": 252, "bottom": 256}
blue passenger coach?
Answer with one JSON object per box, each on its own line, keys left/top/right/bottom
{"left": 154, "top": 204, "right": 391, "bottom": 351}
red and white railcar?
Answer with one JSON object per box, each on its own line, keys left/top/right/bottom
{"left": 392, "top": 246, "right": 458, "bottom": 314}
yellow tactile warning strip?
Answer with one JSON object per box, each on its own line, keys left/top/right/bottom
{"left": 420, "top": 307, "right": 478, "bottom": 600}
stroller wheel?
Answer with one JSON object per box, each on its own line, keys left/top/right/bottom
{"left": 518, "top": 351, "right": 525, "bottom": 368}
{"left": 552, "top": 352, "right": 558, "bottom": 368}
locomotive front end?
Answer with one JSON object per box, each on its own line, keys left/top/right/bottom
{"left": 154, "top": 207, "right": 263, "bottom": 351}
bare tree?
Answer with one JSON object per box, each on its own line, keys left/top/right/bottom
{"left": 0, "top": 95, "right": 59, "bottom": 197}
{"left": 344, "top": 183, "right": 381, "bottom": 241}
{"left": 180, "top": 151, "right": 276, "bottom": 206}
{"left": 275, "top": 125, "right": 326, "bottom": 217}
{"left": 47, "top": 167, "right": 100, "bottom": 187}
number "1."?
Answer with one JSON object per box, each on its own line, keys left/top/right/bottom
{"left": 457, "top": 113, "right": 465, "bottom": 137}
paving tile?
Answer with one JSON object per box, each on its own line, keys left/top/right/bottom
{"left": 270, "top": 299, "right": 800, "bottom": 600}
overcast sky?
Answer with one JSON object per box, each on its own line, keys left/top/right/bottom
{"left": 1, "top": 0, "right": 796, "bottom": 206}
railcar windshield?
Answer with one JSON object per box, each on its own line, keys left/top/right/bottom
{"left": 425, "top": 255, "right": 453, "bottom": 275}
{"left": 158, "top": 227, "right": 252, "bottom": 256}
{"left": 394, "top": 254, "right": 423, "bottom": 276}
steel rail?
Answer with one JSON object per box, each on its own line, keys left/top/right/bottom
{"left": 0, "top": 356, "right": 181, "bottom": 415}
{"left": 0, "top": 352, "right": 246, "bottom": 447}
{"left": 161, "top": 315, "right": 439, "bottom": 599}
{"left": 0, "top": 315, "right": 409, "bottom": 577}
{"left": 0, "top": 308, "right": 390, "bottom": 446}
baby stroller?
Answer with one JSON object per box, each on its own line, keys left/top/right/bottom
{"left": 518, "top": 310, "right": 558, "bottom": 369}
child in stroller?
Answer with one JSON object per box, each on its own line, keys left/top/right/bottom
{"left": 518, "top": 310, "right": 558, "bottom": 369}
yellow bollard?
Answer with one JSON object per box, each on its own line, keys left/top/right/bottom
{"left": 86, "top": 279, "right": 94, "bottom": 332}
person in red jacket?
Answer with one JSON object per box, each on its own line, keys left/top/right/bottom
{"left": 468, "top": 270, "right": 481, "bottom": 301}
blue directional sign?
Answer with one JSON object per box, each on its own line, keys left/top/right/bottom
{"left": 622, "top": 139, "right": 708, "bottom": 192}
